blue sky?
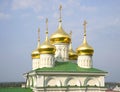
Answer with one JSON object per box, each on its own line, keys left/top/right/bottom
{"left": 0, "top": 0, "right": 120, "bottom": 82}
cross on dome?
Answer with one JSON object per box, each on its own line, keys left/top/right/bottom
{"left": 69, "top": 31, "right": 72, "bottom": 38}
{"left": 45, "top": 18, "right": 48, "bottom": 41}
{"left": 38, "top": 28, "right": 40, "bottom": 42}
{"left": 46, "top": 18, "right": 48, "bottom": 34}
{"left": 37, "top": 28, "right": 40, "bottom": 48}
{"left": 83, "top": 20, "right": 87, "bottom": 36}
{"left": 59, "top": 4, "right": 62, "bottom": 22}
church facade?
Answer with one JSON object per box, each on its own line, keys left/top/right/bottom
{"left": 24, "top": 5, "right": 107, "bottom": 92}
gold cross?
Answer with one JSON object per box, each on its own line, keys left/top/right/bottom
{"left": 83, "top": 20, "right": 87, "bottom": 36}
{"left": 59, "top": 4, "right": 62, "bottom": 21}
{"left": 46, "top": 18, "right": 48, "bottom": 34}
{"left": 38, "top": 28, "right": 40, "bottom": 41}
{"left": 69, "top": 31, "right": 72, "bottom": 38}
{"left": 59, "top": 4, "right": 62, "bottom": 11}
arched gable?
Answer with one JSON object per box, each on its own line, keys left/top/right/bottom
{"left": 84, "top": 77, "right": 101, "bottom": 87}
{"left": 64, "top": 77, "right": 81, "bottom": 86}
{"left": 45, "top": 77, "right": 61, "bottom": 87}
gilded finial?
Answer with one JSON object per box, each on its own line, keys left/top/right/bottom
{"left": 83, "top": 20, "right": 87, "bottom": 44}
{"left": 45, "top": 18, "right": 48, "bottom": 41}
{"left": 37, "top": 27, "right": 40, "bottom": 48}
{"left": 83, "top": 20, "right": 87, "bottom": 36}
{"left": 69, "top": 31, "right": 72, "bottom": 38}
{"left": 59, "top": 4, "right": 62, "bottom": 22}
{"left": 46, "top": 18, "right": 48, "bottom": 34}
{"left": 69, "top": 31, "right": 72, "bottom": 50}
{"left": 38, "top": 28, "right": 40, "bottom": 41}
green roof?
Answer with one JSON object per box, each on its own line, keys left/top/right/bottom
{"left": 0, "top": 88, "right": 32, "bottom": 92}
{"left": 35, "top": 62, "right": 107, "bottom": 73}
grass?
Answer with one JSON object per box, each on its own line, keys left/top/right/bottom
{"left": 0, "top": 88, "right": 32, "bottom": 92}
{"left": 35, "top": 61, "right": 107, "bottom": 73}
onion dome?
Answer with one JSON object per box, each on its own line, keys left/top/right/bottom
{"left": 69, "top": 31, "right": 77, "bottom": 60}
{"left": 77, "top": 20, "right": 94, "bottom": 56}
{"left": 31, "top": 28, "right": 40, "bottom": 59}
{"left": 39, "top": 18, "right": 56, "bottom": 54}
{"left": 50, "top": 5, "right": 71, "bottom": 44}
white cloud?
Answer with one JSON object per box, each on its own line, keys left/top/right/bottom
{"left": 21, "top": 13, "right": 30, "bottom": 17}
{"left": 0, "top": 12, "right": 10, "bottom": 20}
{"left": 88, "top": 16, "right": 120, "bottom": 33}
{"left": 64, "top": 0, "right": 96, "bottom": 13}
{"left": 80, "top": 6, "right": 97, "bottom": 12}
{"left": 11, "top": 0, "right": 42, "bottom": 12}
{"left": 12, "top": 0, "right": 34, "bottom": 10}
{"left": 11, "top": 0, "right": 97, "bottom": 13}
{"left": 112, "top": 18, "right": 120, "bottom": 26}
{"left": 37, "top": 15, "right": 44, "bottom": 20}
{"left": 53, "top": 12, "right": 59, "bottom": 19}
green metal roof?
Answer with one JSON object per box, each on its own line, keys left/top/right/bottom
{"left": 35, "top": 62, "right": 107, "bottom": 73}
{"left": 0, "top": 88, "right": 32, "bottom": 92}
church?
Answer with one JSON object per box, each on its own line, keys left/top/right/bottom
{"left": 24, "top": 5, "right": 107, "bottom": 92}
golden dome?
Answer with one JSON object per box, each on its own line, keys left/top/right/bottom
{"left": 50, "top": 22, "right": 71, "bottom": 44}
{"left": 31, "top": 28, "right": 40, "bottom": 59}
{"left": 68, "top": 31, "right": 77, "bottom": 60}
{"left": 77, "top": 20, "right": 94, "bottom": 56}
{"left": 39, "top": 38, "right": 56, "bottom": 54}
{"left": 50, "top": 5, "right": 71, "bottom": 44}
{"left": 77, "top": 37, "right": 94, "bottom": 56}
{"left": 31, "top": 48, "right": 40, "bottom": 59}
{"left": 39, "top": 18, "right": 56, "bottom": 54}
{"left": 69, "top": 44, "right": 78, "bottom": 60}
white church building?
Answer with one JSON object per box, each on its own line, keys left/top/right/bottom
{"left": 24, "top": 5, "right": 107, "bottom": 92}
